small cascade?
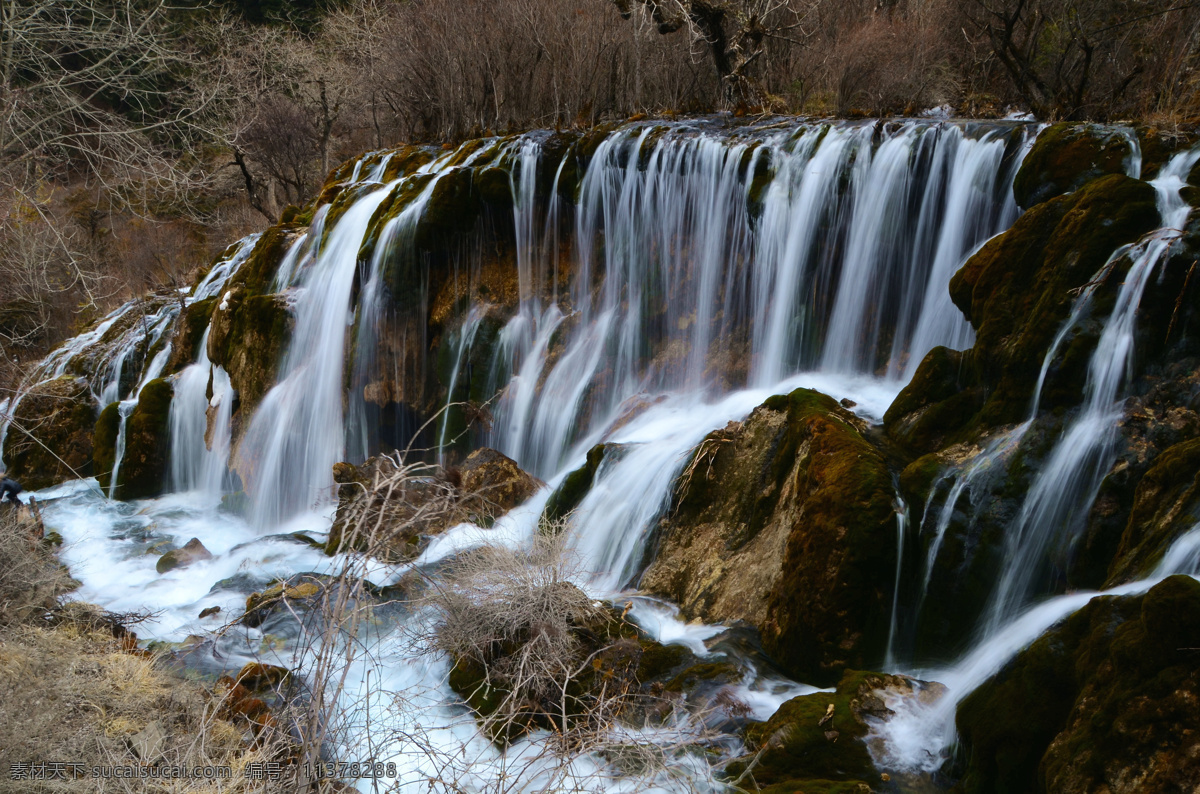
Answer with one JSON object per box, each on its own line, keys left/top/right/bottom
{"left": 168, "top": 328, "right": 234, "bottom": 496}
{"left": 870, "top": 523, "right": 1200, "bottom": 775}
{"left": 107, "top": 344, "right": 173, "bottom": 497}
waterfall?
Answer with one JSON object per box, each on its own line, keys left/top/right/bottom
{"left": 37, "top": 118, "right": 1200, "bottom": 794}
{"left": 486, "top": 121, "right": 1029, "bottom": 477}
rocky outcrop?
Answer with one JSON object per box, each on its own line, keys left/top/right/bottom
{"left": 156, "top": 538, "right": 213, "bottom": 574}
{"left": 888, "top": 173, "right": 1160, "bottom": 456}
{"left": 1012, "top": 123, "right": 1134, "bottom": 209}
{"left": 3, "top": 376, "right": 97, "bottom": 490}
{"left": 955, "top": 575, "right": 1200, "bottom": 794}
{"left": 730, "top": 670, "right": 943, "bottom": 792}
{"left": 111, "top": 378, "right": 173, "bottom": 500}
{"left": 641, "top": 388, "right": 898, "bottom": 685}
{"left": 326, "top": 449, "right": 541, "bottom": 558}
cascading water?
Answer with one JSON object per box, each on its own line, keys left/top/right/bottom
{"left": 15, "top": 117, "right": 1197, "bottom": 792}
{"left": 486, "top": 120, "right": 1029, "bottom": 477}
{"left": 984, "top": 146, "right": 1200, "bottom": 628}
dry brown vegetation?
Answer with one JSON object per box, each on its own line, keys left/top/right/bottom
{"left": 0, "top": 510, "right": 308, "bottom": 792}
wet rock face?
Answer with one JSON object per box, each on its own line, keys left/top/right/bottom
{"left": 1012, "top": 123, "right": 1133, "bottom": 210}
{"left": 641, "top": 388, "right": 897, "bottom": 686}
{"left": 111, "top": 378, "right": 174, "bottom": 501}
{"left": 955, "top": 575, "right": 1200, "bottom": 794}
{"left": 3, "top": 376, "right": 97, "bottom": 490}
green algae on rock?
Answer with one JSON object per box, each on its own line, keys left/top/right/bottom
{"left": 641, "top": 388, "right": 897, "bottom": 686}
{"left": 3, "top": 376, "right": 97, "bottom": 490}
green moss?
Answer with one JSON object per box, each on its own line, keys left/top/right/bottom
{"left": 208, "top": 293, "right": 292, "bottom": 418}
{"left": 92, "top": 402, "right": 121, "bottom": 492}
{"left": 112, "top": 378, "right": 173, "bottom": 500}
{"left": 898, "top": 453, "right": 946, "bottom": 506}
{"left": 907, "top": 173, "right": 1159, "bottom": 448}
{"left": 543, "top": 443, "right": 614, "bottom": 524}
{"left": 734, "top": 670, "right": 887, "bottom": 790}
{"left": 226, "top": 224, "right": 297, "bottom": 296}
{"left": 1012, "top": 123, "right": 1132, "bottom": 209}
{"left": 884, "top": 346, "right": 982, "bottom": 455}
{"left": 761, "top": 392, "right": 898, "bottom": 683}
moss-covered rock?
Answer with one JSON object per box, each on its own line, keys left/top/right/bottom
{"left": 3, "top": 376, "right": 97, "bottom": 490}
{"left": 641, "top": 388, "right": 897, "bottom": 685}
{"left": 164, "top": 297, "right": 216, "bottom": 375}
{"left": 954, "top": 575, "right": 1200, "bottom": 794}
{"left": 884, "top": 347, "right": 982, "bottom": 456}
{"left": 224, "top": 223, "right": 302, "bottom": 297}
{"left": 1106, "top": 437, "right": 1200, "bottom": 583}
{"left": 92, "top": 401, "right": 120, "bottom": 492}
{"left": 888, "top": 173, "right": 1160, "bottom": 455}
{"left": 543, "top": 443, "right": 617, "bottom": 523}
{"left": 1012, "top": 123, "right": 1133, "bottom": 209}
{"left": 731, "top": 670, "right": 941, "bottom": 791}
{"left": 207, "top": 289, "right": 292, "bottom": 421}
{"left": 241, "top": 575, "right": 325, "bottom": 628}
{"left": 111, "top": 378, "right": 173, "bottom": 500}
{"left": 156, "top": 537, "right": 213, "bottom": 574}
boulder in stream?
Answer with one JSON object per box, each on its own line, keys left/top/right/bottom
{"left": 156, "top": 537, "right": 213, "bottom": 574}
{"left": 641, "top": 387, "right": 898, "bottom": 686}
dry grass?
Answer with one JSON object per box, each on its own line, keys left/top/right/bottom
{"left": 0, "top": 511, "right": 304, "bottom": 793}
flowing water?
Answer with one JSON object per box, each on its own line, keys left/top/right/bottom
{"left": 9, "top": 118, "right": 1197, "bottom": 790}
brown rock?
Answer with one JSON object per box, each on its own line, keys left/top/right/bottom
{"left": 155, "top": 538, "right": 213, "bottom": 574}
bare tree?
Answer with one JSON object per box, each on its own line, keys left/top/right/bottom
{"left": 966, "top": 0, "right": 1200, "bottom": 119}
